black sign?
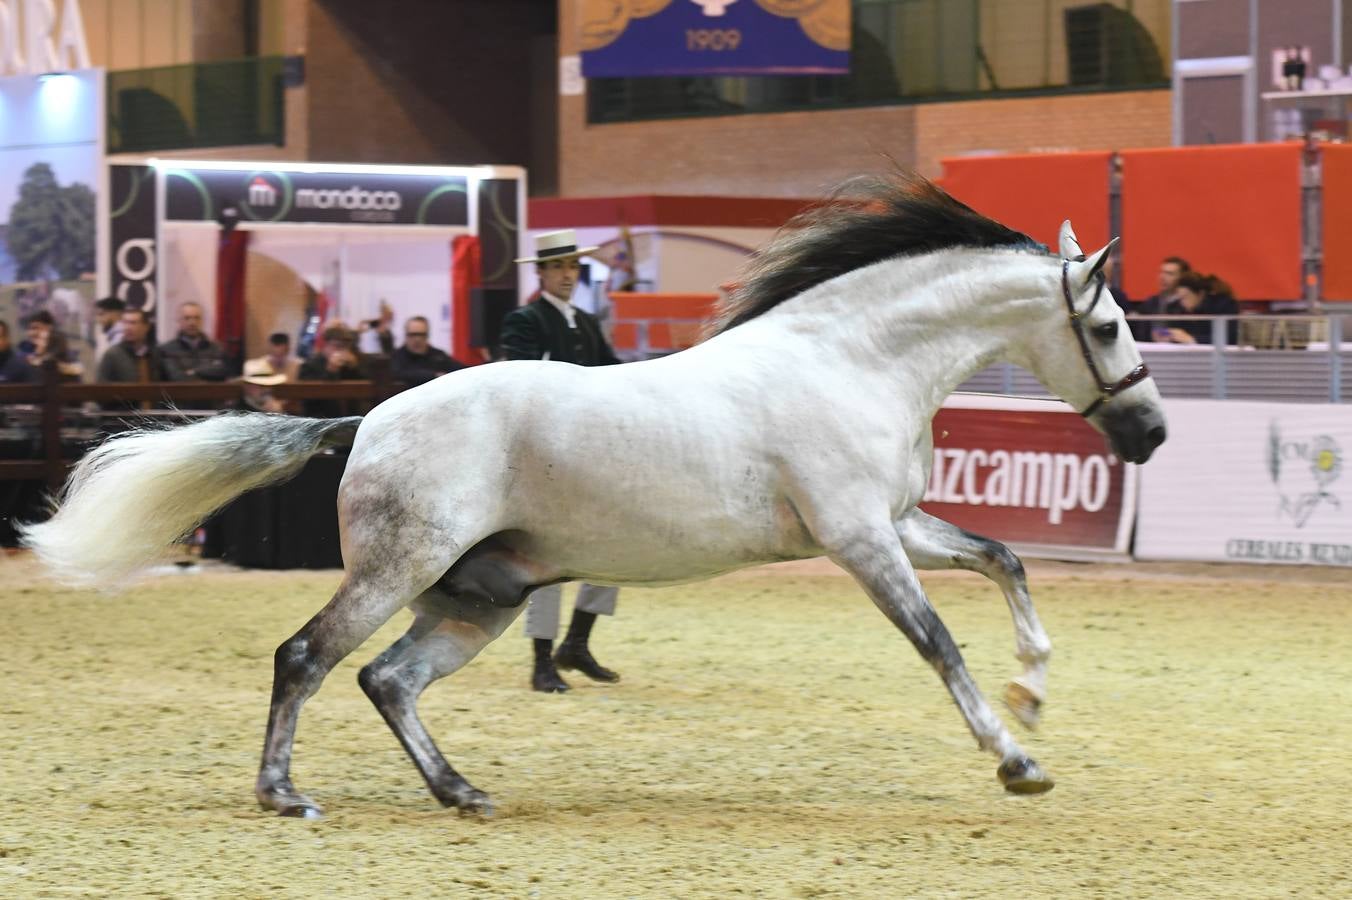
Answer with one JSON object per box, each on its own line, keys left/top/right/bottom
{"left": 477, "top": 178, "right": 519, "bottom": 291}
{"left": 163, "top": 168, "right": 471, "bottom": 226}
{"left": 108, "top": 165, "right": 158, "bottom": 313}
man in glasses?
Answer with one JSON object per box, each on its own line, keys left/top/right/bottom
{"left": 391, "top": 316, "right": 467, "bottom": 387}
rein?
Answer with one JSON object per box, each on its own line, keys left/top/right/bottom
{"left": 1060, "top": 259, "right": 1151, "bottom": 418}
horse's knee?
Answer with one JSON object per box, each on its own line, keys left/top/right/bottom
{"left": 274, "top": 635, "right": 315, "bottom": 682}
{"left": 358, "top": 660, "right": 410, "bottom": 710}
{"left": 961, "top": 529, "right": 1024, "bottom": 580}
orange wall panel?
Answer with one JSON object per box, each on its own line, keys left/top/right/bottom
{"left": 1120, "top": 144, "right": 1304, "bottom": 302}
{"left": 941, "top": 152, "right": 1113, "bottom": 253}
{"left": 1321, "top": 144, "right": 1352, "bottom": 301}
{"left": 610, "top": 293, "right": 719, "bottom": 321}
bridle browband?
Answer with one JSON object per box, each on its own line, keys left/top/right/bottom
{"left": 1061, "top": 258, "right": 1151, "bottom": 418}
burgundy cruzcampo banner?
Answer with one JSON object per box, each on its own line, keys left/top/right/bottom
{"left": 920, "top": 396, "right": 1139, "bottom": 560}
{"left": 580, "top": 0, "right": 850, "bottom": 77}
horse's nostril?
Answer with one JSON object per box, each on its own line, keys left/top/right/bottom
{"left": 1147, "top": 425, "right": 1167, "bottom": 449}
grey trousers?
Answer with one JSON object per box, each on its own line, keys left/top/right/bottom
{"left": 524, "top": 583, "right": 619, "bottom": 640}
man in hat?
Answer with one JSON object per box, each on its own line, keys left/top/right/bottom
{"left": 298, "top": 321, "right": 365, "bottom": 417}
{"left": 500, "top": 229, "right": 623, "bottom": 694}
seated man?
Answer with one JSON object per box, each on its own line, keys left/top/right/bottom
{"left": 298, "top": 322, "right": 366, "bottom": 417}
{"left": 97, "top": 308, "right": 161, "bottom": 412}
{"left": 93, "top": 296, "right": 126, "bottom": 362}
{"left": 390, "top": 316, "right": 467, "bottom": 387}
{"left": 160, "top": 302, "right": 228, "bottom": 381}
{"left": 0, "top": 320, "right": 35, "bottom": 383}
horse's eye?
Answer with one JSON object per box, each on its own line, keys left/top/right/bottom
{"left": 1093, "top": 321, "right": 1118, "bottom": 341}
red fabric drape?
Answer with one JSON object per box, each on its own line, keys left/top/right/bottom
{"left": 451, "top": 235, "right": 483, "bottom": 365}
{"left": 215, "top": 228, "right": 250, "bottom": 365}
{"left": 941, "top": 151, "right": 1114, "bottom": 253}
{"left": 1321, "top": 144, "right": 1352, "bottom": 301}
{"left": 1120, "top": 144, "right": 1304, "bottom": 301}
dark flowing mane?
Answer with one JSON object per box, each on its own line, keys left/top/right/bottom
{"left": 707, "top": 172, "right": 1045, "bottom": 336}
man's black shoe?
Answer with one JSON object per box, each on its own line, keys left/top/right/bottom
{"left": 531, "top": 663, "right": 570, "bottom": 693}
{"left": 554, "top": 642, "right": 621, "bottom": 683}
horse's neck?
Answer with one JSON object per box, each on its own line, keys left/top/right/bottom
{"left": 772, "top": 250, "right": 1049, "bottom": 412}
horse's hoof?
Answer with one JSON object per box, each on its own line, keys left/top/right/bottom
{"left": 278, "top": 802, "right": 324, "bottom": 819}
{"left": 1003, "top": 681, "right": 1043, "bottom": 730}
{"left": 457, "top": 795, "right": 495, "bottom": 818}
{"left": 997, "top": 757, "right": 1055, "bottom": 795}
{"left": 438, "top": 785, "right": 494, "bottom": 817}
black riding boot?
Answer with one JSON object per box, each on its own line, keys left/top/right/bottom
{"left": 554, "top": 611, "right": 621, "bottom": 683}
{"left": 531, "top": 638, "right": 570, "bottom": 693}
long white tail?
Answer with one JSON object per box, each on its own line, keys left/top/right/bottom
{"left": 20, "top": 413, "right": 362, "bottom": 586}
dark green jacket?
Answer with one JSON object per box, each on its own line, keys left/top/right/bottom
{"left": 498, "top": 297, "right": 620, "bottom": 366}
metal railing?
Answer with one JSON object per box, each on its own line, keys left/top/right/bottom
{"left": 959, "top": 315, "right": 1352, "bottom": 403}
{"left": 588, "top": 0, "right": 1170, "bottom": 124}
{"left": 107, "top": 56, "right": 286, "bottom": 153}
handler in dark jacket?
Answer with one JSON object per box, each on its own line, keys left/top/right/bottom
{"left": 499, "top": 229, "right": 623, "bottom": 694}
{"left": 390, "top": 316, "right": 467, "bottom": 386}
{"left": 159, "top": 302, "right": 228, "bottom": 381}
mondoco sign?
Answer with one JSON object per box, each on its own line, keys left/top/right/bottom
{"left": 925, "top": 448, "right": 1115, "bottom": 525}
{"left": 295, "top": 186, "right": 402, "bottom": 211}
{"left": 0, "top": 0, "right": 89, "bottom": 76}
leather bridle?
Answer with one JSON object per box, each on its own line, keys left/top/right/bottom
{"left": 1061, "top": 259, "right": 1151, "bottom": 418}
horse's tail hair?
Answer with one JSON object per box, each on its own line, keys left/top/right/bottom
{"left": 19, "top": 413, "right": 363, "bottom": 587}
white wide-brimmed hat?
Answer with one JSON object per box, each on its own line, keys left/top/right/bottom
{"left": 515, "top": 229, "right": 600, "bottom": 264}
{"left": 241, "top": 358, "right": 287, "bottom": 387}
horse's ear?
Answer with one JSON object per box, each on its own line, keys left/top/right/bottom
{"left": 1069, "top": 237, "right": 1121, "bottom": 290}
{"left": 1058, "top": 220, "right": 1084, "bottom": 261}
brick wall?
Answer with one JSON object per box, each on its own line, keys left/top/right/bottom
{"left": 914, "top": 90, "right": 1173, "bottom": 177}
{"left": 558, "top": 0, "right": 1171, "bottom": 198}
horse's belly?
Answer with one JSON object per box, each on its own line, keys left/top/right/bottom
{"left": 510, "top": 494, "right": 817, "bottom": 586}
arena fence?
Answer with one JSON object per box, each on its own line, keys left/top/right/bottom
{"left": 0, "top": 360, "right": 399, "bottom": 491}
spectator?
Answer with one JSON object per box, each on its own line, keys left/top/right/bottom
{"left": 1158, "top": 272, "right": 1240, "bottom": 345}
{"left": 97, "top": 308, "right": 162, "bottom": 383}
{"left": 247, "top": 332, "right": 301, "bottom": 383}
{"left": 298, "top": 322, "right": 366, "bottom": 417}
{"left": 1137, "top": 256, "right": 1190, "bottom": 343}
{"left": 0, "top": 320, "right": 35, "bottom": 383}
{"left": 93, "top": 296, "right": 126, "bottom": 361}
{"left": 391, "top": 316, "right": 467, "bottom": 387}
{"left": 160, "top": 302, "right": 228, "bottom": 381}
{"left": 20, "top": 310, "right": 82, "bottom": 381}
{"left": 358, "top": 300, "right": 396, "bottom": 356}
{"left": 239, "top": 358, "right": 290, "bottom": 413}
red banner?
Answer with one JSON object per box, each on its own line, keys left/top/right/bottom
{"left": 919, "top": 397, "right": 1138, "bottom": 559}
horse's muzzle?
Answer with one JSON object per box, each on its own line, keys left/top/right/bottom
{"left": 1097, "top": 403, "right": 1167, "bottom": 464}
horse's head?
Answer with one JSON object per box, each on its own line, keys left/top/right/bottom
{"left": 1015, "top": 221, "right": 1167, "bottom": 464}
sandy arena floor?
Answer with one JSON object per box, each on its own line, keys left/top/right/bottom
{"left": 1, "top": 552, "right": 1350, "bottom": 898}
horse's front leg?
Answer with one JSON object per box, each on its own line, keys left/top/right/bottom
{"left": 828, "top": 523, "right": 1054, "bottom": 794}
{"left": 896, "top": 509, "right": 1051, "bottom": 729}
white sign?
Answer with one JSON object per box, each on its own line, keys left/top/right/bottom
{"left": 0, "top": 0, "right": 89, "bottom": 76}
{"left": 559, "top": 55, "right": 584, "bottom": 96}
{"left": 1136, "top": 399, "right": 1352, "bottom": 567}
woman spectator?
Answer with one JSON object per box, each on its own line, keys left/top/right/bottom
{"left": 1157, "top": 272, "right": 1239, "bottom": 345}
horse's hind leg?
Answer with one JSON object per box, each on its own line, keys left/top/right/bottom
{"left": 358, "top": 592, "right": 523, "bottom": 814}
{"left": 897, "top": 509, "right": 1051, "bottom": 729}
{"left": 828, "top": 523, "right": 1053, "bottom": 794}
{"left": 255, "top": 570, "right": 435, "bottom": 818}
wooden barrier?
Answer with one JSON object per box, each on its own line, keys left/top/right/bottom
{"left": 0, "top": 359, "right": 400, "bottom": 491}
